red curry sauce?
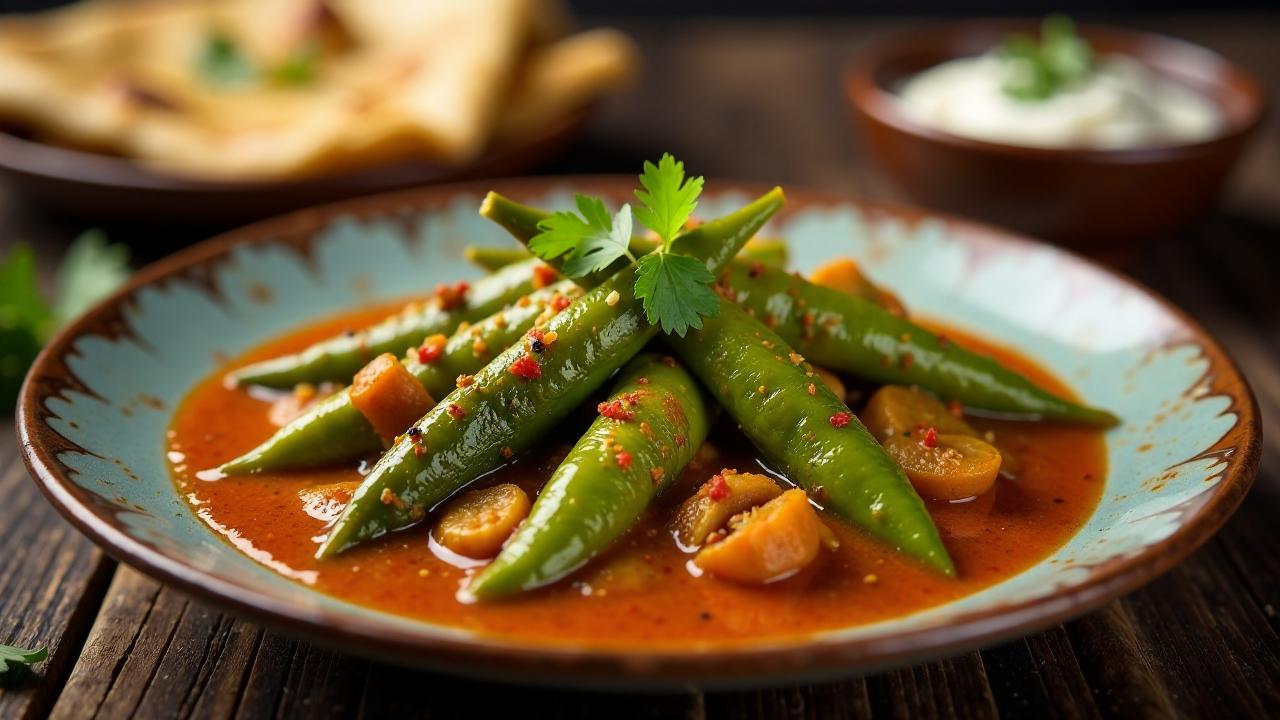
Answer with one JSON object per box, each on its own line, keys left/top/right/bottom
{"left": 168, "top": 301, "right": 1106, "bottom": 648}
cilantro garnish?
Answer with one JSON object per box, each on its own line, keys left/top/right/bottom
{"left": 529, "top": 195, "right": 636, "bottom": 278}
{"left": 196, "top": 32, "right": 257, "bottom": 88}
{"left": 0, "top": 231, "right": 129, "bottom": 408}
{"left": 197, "top": 32, "right": 321, "bottom": 89}
{"left": 1000, "top": 15, "right": 1093, "bottom": 101}
{"left": 0, "top": 643, "right": 47, "bottom": 683}
{"left": 271, "top": 43, "right": 321, "bottom": 87}
{"left": 528, "top": 154, "right": 719, "bottom": 337}
{"left": 633, "top": 154, "right": 704, "bottom": 251}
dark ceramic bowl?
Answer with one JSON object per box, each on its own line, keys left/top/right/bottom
{"left": 845, "top": 21, "right": 1266, "bottom": 252}
{"left": 0, "top": 109, "right": 586, "bottom": 225}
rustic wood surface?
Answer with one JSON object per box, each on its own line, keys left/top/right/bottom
{"left": 2, "top": 14, "right": 1278, "bottom": 719}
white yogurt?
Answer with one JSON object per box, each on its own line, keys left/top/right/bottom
{"left": 897, "top": 53, "right": 1222, "bottom": 149}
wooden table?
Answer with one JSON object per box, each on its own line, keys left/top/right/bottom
{"left": 3, "top": 15, "right": 1278, "bottom": 719}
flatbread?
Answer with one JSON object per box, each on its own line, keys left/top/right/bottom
{"left": 0, "top": 0, "right": 637, "bottom": 180}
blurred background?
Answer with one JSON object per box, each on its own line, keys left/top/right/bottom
{"left": 0, "top": 0, "right": 1276, "bottom": 398}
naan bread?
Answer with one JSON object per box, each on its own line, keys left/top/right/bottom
{"left": 0, "top": 0, "right": 637, "bottom": 180}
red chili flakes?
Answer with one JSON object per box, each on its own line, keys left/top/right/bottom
{"left": 615, "top": 451, "right": 633, "bottom": 469}
{"left": 637, "top": 377, "right": 650, "bottom": 385}
{"left": 416, "top": 334, "right": 447, "bottom": 364}
{"left": 532, "top": 264, "right": 558, "bottom": 289}
{"left": 662, "top": 356, "right": 677, "bottom": 368}
{"left": 649, "top": 467, "right": 665, "bottom": 484}
{"left": 947, "top": 399, "right": 965, "bottom": 418}
{"left": 707, "top": 474, "right": 731, "bottom": 501}
{"left": 550, "top": 293, "right": 572, "bottom": 312}
{"left": 640, "top": 421, "right": 653, "bottom": 438}
{"left": 432, "top": 281, "right": 470, "bottom": 310}
{"left": 456, "top": 374, "right": 475, "bottom": 388}
{"left": 674, "top": 434, "right": 686, "bottom": 447}
{"left": 447, "top": 403, "right": 466, "bottom": 420}
{"left": 500, "top": 446, "right": 514, "bottom": 459}
{"left": 829, "top": 411, "right": 852, "bottom": 428}
{"left": 509, "top": 355, "right": 541, "bottom": 380}
{"left": 597, "top": 400, "right": 635, "bottom": 422}
{"left": 807, "top": 383, "right": 817, "bottom": 396}
{"left": 622, "top": 391, "right": 644, "bottom": 406}
{"left": 901, "top": 352, "right": 915, "bottom": 370}
{"left": 937, "top": 334, "right": 951, "bottom": 348}
{"left": 526, "top": 327, "right": 546, "bottom": 353}
{"left": 921, "top": 426, "right": 939, "bottom": 449}
{"left": 802, "top": 311, "right": 816, "bottom": 328}
{"left": 747, "top": 261, "right": 765, "bottom": 278}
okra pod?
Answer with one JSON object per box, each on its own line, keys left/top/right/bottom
{"left": 228, "top": 259, "right": 549, "bottom": 389}
{"left": 466, "top": 353, "right": 710, "bottom": 599}
{"left": 216, "top": 281, "right": 582, "bottom": 475}
{"left": 316, "top": 188, "right": 784, "bottom": 557}
{"left": 668, "top": 300, "right": 955, "bottom": 575}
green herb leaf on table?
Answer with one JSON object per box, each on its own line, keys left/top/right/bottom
{"left": 633, "top": 252, "right": 719, "bottom": 337}
{"left": 0, "top": 231, "right": 129, "bottom": 409}
{"left": 0, "top": 643, "right": 47, "bottom": 679}
{"left": 0, "top": 244, "right": 51, "bottom": 408}
{"left": 634, "top": 153, "right": 704, "bottom": 248}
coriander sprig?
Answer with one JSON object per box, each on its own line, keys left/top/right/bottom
{"left": 0, "top": 643, "right": 47, "bottom": 683}
{"left": 527, "top": 154, "right": 721, "bottom": 337}
{"left": 999, "top": 14, "right": 1093, "bottom": 101}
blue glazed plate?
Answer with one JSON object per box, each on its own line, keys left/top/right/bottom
{"left": 18, "top": 178, "right": 1260, "bottom": 688}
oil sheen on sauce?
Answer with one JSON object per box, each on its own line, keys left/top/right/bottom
{"left": 169, "top": 300, "right": 1107, "bottom": 649}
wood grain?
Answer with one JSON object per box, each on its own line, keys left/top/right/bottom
{"left": 1, "top": 12, "right": 1278, "bottom": 720}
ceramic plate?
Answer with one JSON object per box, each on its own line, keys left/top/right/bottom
{"left": 18, "top": 178, "right": 1260, "bottom": 688}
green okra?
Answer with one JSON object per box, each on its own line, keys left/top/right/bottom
{"left": 466, "top": 353, "right": 710, "bottom": 599}
{"left": 483, "top": 197, "right": 1116, "bottom": 426}
{"left": 716, "top": 263, "right": 1118, "bottom": 426}
{"left": 316, "top": 188, "right": 784, "bottom": 558}
{"left": 216, "top": 281, "right": 582, "bottom": 475}
{"left": 462, "top": 237, "right": 789, "bottom": 274}
{"left": 667, "top": 299, "right": 954, "bottom": 575}
{"left": 228, "top": 259, "right": 548, "bottom": 389}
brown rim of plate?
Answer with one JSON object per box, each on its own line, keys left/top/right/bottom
{"left": 844, "top": 19, "right": 1268, "bottom": 162}
{"left": 17, "top": 177, "right": 1262, "bottom": 688}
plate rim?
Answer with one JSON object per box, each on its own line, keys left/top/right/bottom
{"left": 17, "top": 176, "right": 1262, "bottom": 687}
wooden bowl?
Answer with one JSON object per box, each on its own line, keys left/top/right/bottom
{"left": 844, "top": 21, "right": 1266, "bottom": 252}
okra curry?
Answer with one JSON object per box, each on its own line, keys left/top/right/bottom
{"left": 170, "top": 156, "right": 1114, "bottom": 647}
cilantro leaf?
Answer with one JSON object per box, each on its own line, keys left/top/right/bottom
{"left": 564, "top": 203, "right": 633, "bottom": 277}
{"left": 999, "top": 14, "right": 1092, "bottom": 101}
{"left": 271, "top": 43, "right": 320, "bottom": 87}
{"left": 530, "top": 195, "right": 634, "bottom": 278}
{"left": 197, "top": 32, "right": 257, "bottom": 88}
{"left": 633, "top": 253, "right": 719, "bottom": 337}
{"left": 529, "top": 194, "right": 612, "bottom": 260}
{"left": 53, "top": 230, "right": 130, "bottom": 327}
{"left": 0, "top": 643, "right": 47, "bottom": 680}
{"left": 634, "top": 153, "right": 703, "bottom": 248}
